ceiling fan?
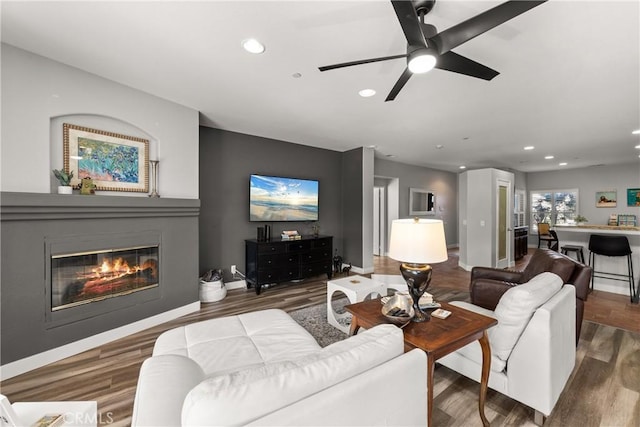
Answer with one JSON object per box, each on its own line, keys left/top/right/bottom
{"left": 319, "top": 0, "right": 547, "bottom": 101}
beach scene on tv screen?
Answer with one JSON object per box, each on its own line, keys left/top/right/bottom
{"left": 250, "top": 175, "right": 318, "bottom": 221}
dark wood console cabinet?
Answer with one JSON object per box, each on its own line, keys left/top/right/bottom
{"left": 514, "top": 226, "right": 529, "bottom": 260}
{"left": 245, "top": 235, "right": 333, "bottom": 295}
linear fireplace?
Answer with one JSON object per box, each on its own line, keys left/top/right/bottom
{"left": 51, "top": 245, "right": 159, "bottom": 311}
{"left": 44, "top": 231, "right": 163, "bottom": 328}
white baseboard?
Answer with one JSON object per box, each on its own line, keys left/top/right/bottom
{"left": 349, "top": 265, "right": 374, "bottom": 275}
{"left": 0, "top": 301, "right": 200, "bottom": 381}
{"left": 458, "top": 261, "right": 473, "bottom": 271}
{"left": 225, "top": 279, "right": 247, "bottom": 290}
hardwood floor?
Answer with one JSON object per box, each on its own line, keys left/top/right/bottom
{"left": 1, "top": 248, "right": 638, "bottom": 426}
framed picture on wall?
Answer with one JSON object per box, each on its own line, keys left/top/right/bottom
{"left": 595, "top": 190, "right": 617, "bottom": 208}
{"left": 63, "top": 123, "right": 149, "bottom": 193}
{"left": 628, "top": 188, "right": 640, "bottom": 207}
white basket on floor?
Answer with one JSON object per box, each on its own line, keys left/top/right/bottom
{"left": 199, "top": 279, "right": 227, "bottom": 302}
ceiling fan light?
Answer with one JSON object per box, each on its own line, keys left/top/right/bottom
{"left": 408, "top": 50, "right": 437, "bottom": 74}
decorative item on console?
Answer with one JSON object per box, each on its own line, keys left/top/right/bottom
{"left": 388, "top": 218, "right": 448, "bottom": 322}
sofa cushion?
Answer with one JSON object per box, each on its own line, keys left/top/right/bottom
{"left": 490, "top": 272, "right": 563, "bottom": 361}
{"left": 153, "top": 309, "right": 321, "bottom": 376}
{"left": 181, "top": 324, "right": 404, "bottom": 426}
{"left": 447, "top": 301, "right": 506, "bottom": 373}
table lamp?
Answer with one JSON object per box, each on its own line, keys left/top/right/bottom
{"left": 388, "top": 218, "right": 448, "bottom": 322}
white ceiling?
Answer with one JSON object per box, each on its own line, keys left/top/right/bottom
{"left": 2, "top": 0, "right": 639, "bottom": 173}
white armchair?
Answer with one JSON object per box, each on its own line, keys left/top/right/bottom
{"left": 438, "top": 273, "right": 576, "bottom": 425}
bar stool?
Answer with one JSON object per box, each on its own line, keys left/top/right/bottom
{"left": 561, "top": 245, "right": 585, "bottom": 263}
{"left": 588, "top": 234, "right": 636, "bottom": 302}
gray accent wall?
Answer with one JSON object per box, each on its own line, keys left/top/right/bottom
{"left": 0, "top": 193, "right": 200, "bottom": 364}
{"left": 199, "top": 127, "right": 344, "bottom": 280}
{"left": 374, "top": 158, "right": 458, "bottom": 248}
{"left": 340, "top": 148, "right": 365, "bottom": 270}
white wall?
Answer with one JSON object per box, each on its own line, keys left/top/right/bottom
{"left": 458, "top": 168, "right": 514, "bottom": 270}
{"left": 1, "top": 44, "right": 199, "bottom": 198}
{"left": 527, "top": 163, "right": 640, "bottom": 226}
{"left": 374, "top": 158, "right": 458, "bottom": 247}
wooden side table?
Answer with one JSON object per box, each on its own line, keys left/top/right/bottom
{"left": 345, "top": 299, "right": 497, "bottom": 427}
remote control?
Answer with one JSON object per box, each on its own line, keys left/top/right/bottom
{"left": 431, "top": 309, "right": 451, "bottom": 319}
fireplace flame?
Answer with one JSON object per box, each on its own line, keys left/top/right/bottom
{"left": 92, "top": 257, "right": 141, "bottom": 279}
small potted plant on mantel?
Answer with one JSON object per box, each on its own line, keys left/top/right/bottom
{"left": 53, "top": 169, "right": 74, "bottom": 194}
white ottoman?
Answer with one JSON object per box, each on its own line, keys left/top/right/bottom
{"left": 326, "top": 275, "right": 386, "bottom": 333}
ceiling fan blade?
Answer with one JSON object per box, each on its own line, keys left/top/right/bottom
{"left": 319, "top": 54, "right": 408, "bottom": 72}
{"left": 430, "top": 0, "right": 547, "bottom": 54}
{"left": 436, "top": 51, "right": 499, "bottom": 80}
{"left": 391, "top": 0, "right": 427, "bottom": 48}
{"left": 385, "top": 68, "right": 413, "bottom": 102}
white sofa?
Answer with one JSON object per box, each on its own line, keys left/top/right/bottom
{"left": 132, "top": 309, "right": 427, "bottom": 426}
{"left": 438, "top": 273, "right": 576, "bottom": 424}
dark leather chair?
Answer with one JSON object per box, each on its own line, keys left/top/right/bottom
{"left": 469, "top": 249, "right": 591, "bottom": 345}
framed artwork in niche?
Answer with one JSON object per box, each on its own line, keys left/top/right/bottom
{"left": 595, "top": 190, "right": 617, "bottom": 208}
{"left": 63, "top": 123, "right": 149, "bottom": 192}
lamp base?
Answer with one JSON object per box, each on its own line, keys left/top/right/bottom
{"left": 399, "top": 262, "right": 433, "bottom": 322}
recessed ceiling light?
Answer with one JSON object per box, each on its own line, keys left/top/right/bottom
{"left": 358, "top": 89, "right": 376, "bottom": 97}
{"left": 386, "top": 154, "right": 395, "bottom": 158}
{"left": 632, "top": 129, "right": 640, "bottom": 134}
{"left": 292, "top": 72, "right": 302, "bottom": 78}
{"left": 559, "top": 162, "right": 568, "bottom": 166}
{"left": 544, "top": 155, "right": 554, "bottom": 160}
{"left": 367, "top": 145, "right": 377, "bottom": 149}
{"left": 242, "top": 38, "right": 265, "bottom": 54}
{"left": 524, "top": 146, "right": 535, "bottom": 150}
{"left": 459, "top": 165, "right": 466, "bottom": 169}
{"left": 435, "top": 145, "right": 444, "bottom": 149}
{"left": 635, "top": 145, "right": 640, "bottom": 149}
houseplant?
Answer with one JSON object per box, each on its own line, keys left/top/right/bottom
{"left": 53, "top": 169, "right": 74, "bottom": 194}
{"left": 574, "top": 215, "right": 588, "bottom": 225}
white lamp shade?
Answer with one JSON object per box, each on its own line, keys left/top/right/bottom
{"left": 388, "top": 218, "right": 448, "bottom": 264}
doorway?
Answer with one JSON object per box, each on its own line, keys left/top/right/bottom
{"left": 373, "top": 186, "right": 385, "bottom": 256}
{"left": 496, "top": 179, "right": 512, "bottom": 268}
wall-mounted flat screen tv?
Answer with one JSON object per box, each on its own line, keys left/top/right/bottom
{"left": 250, "top": 174, "right": 319, "bottom": 222}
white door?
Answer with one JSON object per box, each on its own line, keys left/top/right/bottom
{"left": 373, "top": 187, "right": 385, "bottom": 256}
{"left": 496, "top": 179, "right": 512, "bottom": 268}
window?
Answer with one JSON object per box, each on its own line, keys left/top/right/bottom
{"left": 530, "top": 189, "right": 579, "bottom": 232}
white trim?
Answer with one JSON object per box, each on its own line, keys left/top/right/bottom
{"left": 458, "top": 261, "right": 474, "bottom": 272}
{"left": 348, "top": 265, "right": 375, "bottom": 275}
{"left": 225, "top": 279, "right": 247, "bottom": 290}
{"left": 0, "top": 301, "right": 200, "bottom": 381}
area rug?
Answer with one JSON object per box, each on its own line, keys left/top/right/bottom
{"left": 288, "top": 286, "right": 469, "bottom": 347}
